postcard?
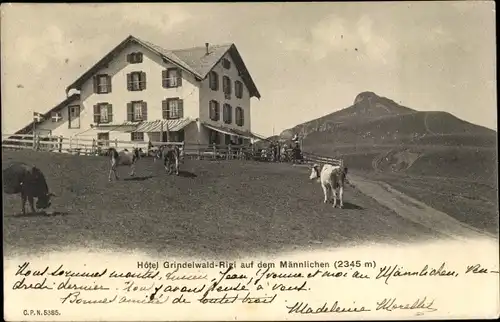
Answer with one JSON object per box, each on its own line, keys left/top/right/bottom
{"left": 2, "top": 2, "right": 498, "bottom": 321}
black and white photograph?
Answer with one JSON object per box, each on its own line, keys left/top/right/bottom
{"left": 2, "top": 2, "right": 498, "bottom": 321}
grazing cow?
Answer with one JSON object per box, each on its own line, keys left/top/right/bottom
{"left": 309, "top": 163, "right": 348, "bottom": 208}
{"left": 3, "top": 162, "right": 55, "bottom": 214}
{"left": 108, "top": 147, "right": 141, "bottom": 181}
{"left": 160, "top": 145, "right": 181, "bottom": 175}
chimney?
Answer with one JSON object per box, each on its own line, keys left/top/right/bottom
{"left": 205, "top": 43, "right": 209, "bottom": 55}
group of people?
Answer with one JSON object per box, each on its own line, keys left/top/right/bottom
{"left": 261, "top": 133, "right": 303, "bottom": 163}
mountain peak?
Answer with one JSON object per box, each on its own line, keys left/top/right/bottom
{"left": 354, "top": 91, "right": 379, "bottom": 105}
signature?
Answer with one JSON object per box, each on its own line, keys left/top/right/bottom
{"left": 286, "top": 301, "right": 371, "bottom": 314}
{"left": 376, "top": 297, "right": 437, "bottom": 313}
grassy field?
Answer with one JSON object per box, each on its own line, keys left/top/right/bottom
{"left": 3, "top": 149, "right": 444, "bottom": 258}
{"left": 361, "top": 171, "right": 499, "bottom": 235}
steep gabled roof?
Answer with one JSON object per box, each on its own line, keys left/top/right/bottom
{"left": 65, "top": 35, "right": 261, "bottom": 99}
{"left": 11, "top": 93, "right": 80, "bottom": 135}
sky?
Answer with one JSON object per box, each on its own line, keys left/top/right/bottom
{"left": 1, "top": 2, "right": 497, "bottom": 137}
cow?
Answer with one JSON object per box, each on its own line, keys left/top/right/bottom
{"left": 3, "top": 162, "right": 55, "bottom": 214}
{"left": 309, "top": 163, "right": 348, "bottom": 208}
{"left": 108, "top": 147, "right": 141, "bottom": 181}
{"left": 159, "top": 145, "right": 181, "bottom": 175}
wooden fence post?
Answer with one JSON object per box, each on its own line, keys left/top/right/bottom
{"left": 212, "top": 145, "right": 216, "bottom": 160}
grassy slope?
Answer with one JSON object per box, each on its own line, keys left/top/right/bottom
{"left": 269, "top": 93, "right": 498, "bottom": 235}
{"left": 3, "top": 150, "right": 445, "bottom": 258}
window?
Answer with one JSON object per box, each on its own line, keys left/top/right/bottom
{"left": 223, "top": 76, "right": 232, "bottom": 99}
{"left": 223, "top": 103, "right": 232, "bottom": 124}
{"left": 93, "top": 74, "right": 112, "bottom": 94}
{"left": 162, "top": 68, "right": 182, "bottom": 88}
{"left": 162, "top": 98, "right": 184, "bottom": 119}
{"left": 209, "top": 100, "right": 220, "bottom": 121}
{"left": 93, "top": 103, "right": 113, "bottom": 124}
{"left": 100, "top": 105, "right": 109, "bottom": 123}
{"left": 127, "top": 52, "right": 143, "bottom": 64}
{"left": 235, "top": 107, "right": 244, "bottom": 126}
{"left": 131, "top": 132, "right": 144, "bottom": 141}
{"left": 127, "top": 101, "right": 147, "bottom": 122}
{"left": 208, "top": 71, "right": 219, "bottom": 91}
{"left": 97, "top": 132, "right": 110, "bottom": 146}
{"left": 68, "top": 105, "right": 81, "bottom": 129}
{"left": 127, "top": 72, "right": 146, "bottom": 91}
{"left": 133, "top": 102, "right": 143, "bottom": 120}
{"left": 209, "top": 130, "right": 220, "bottom": 145}
{"left": 222, "top": 58, "right": 231, "bottom": 69}
{"left": 235, "top": 80, "right": 243, "bottom": 99}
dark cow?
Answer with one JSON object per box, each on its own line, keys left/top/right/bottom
{"left": 159, "top": 145, "right": 181, "bottom": 175}
{"left": 3, "top": 162, "right": 55, "bottom": 214}
{"left": 108, "top": 147, "right": 141, "bottom": 181}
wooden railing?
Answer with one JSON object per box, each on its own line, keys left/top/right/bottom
{"left": 1, "top": 134, "right": 344, "bottom": 166}
{"left": 1, "top": 134, "right": 258, "bottom": 161}
{"left": 302, "top": 151, "right": 344, "bottom": 167}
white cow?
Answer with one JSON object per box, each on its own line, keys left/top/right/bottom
{"left": 108, "top": 147, "right": 141, "bottom": 181}
{"left": 309, "top": 163, "right": 348, "bottom": 208}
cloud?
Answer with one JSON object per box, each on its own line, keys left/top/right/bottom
{"left": 355, "top": 15, "right": 392, "bottom": 65}
{"left": 14, "top": 25, "right": 84, "bottom": 74}
{"left": 281, "top": 13, "right": 393, "bottom": 64}
{"left": 120, "top": 4, "right": 192, "bottom": 31}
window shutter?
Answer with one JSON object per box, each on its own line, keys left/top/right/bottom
{"left": 93, "top": 104, "right": 100, "bottom": 123}
{"left": 176, "top": 69, "right": 182, "bottom": 87}
{"left": 108, "top": 104, "right": 113, "bottom": 123}
{"left": 127, "top": 103, "right": 133, "bottom": 121}
{"left": 178, "top": 99, "right": 184, "bottom": 118}
{"left": 142, "top": 101, "right": 148, "bottom": 121}
{"left": 140, "top": 72, "right": 147, "bottom": 90}
{"left": 215, "top": 102, "right": 220, "bottom": 121}
{"left": 237, "top": 81, "right": 243, "bottom": 98}
{"left": 127, "top": 73, "right": 132, "bottom": 91}
{"left": 130, "top": 133, "right": 134, "bottom": 141}
{"left": 138, "top": 53, "right": 143, "bottom": 63}
{"left": 107, "top": 75, "right": 112, "bottom": 93}
{"left": 162, "top": 100, "right": 168, "bottom": 119}
{"left": 127, "top": 53, "right": 132, "bottom": 63}
{"left": 93, "top": 76, "right": 98, "bottom": 94}
{"left": 162, "top": 70, "right": 168, "bottom": 88}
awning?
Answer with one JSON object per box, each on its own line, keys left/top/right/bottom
{"left": 131, "top": 118, "right": 193, "bottom": 133}
{"left": 202, "top": 122, "right": 265, "bottom": 141}
{"left": 229, "top": 128, "right": 257, "bottom": 140}
{"left": 202, "top": 123, "right": 237, "bottom": 137}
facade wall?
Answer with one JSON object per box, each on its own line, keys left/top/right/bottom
{"left": 198, "top": 51, "right": 252, "bottom": 145}
{"left": 32, "top": 42, "right": 257, "bottom": 148}
{"left": 76, "top": 42, "right": 201, "bottom": 143}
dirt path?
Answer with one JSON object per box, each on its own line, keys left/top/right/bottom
{"left": 348, "top": 173, "right": 496, "bottom": 241}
